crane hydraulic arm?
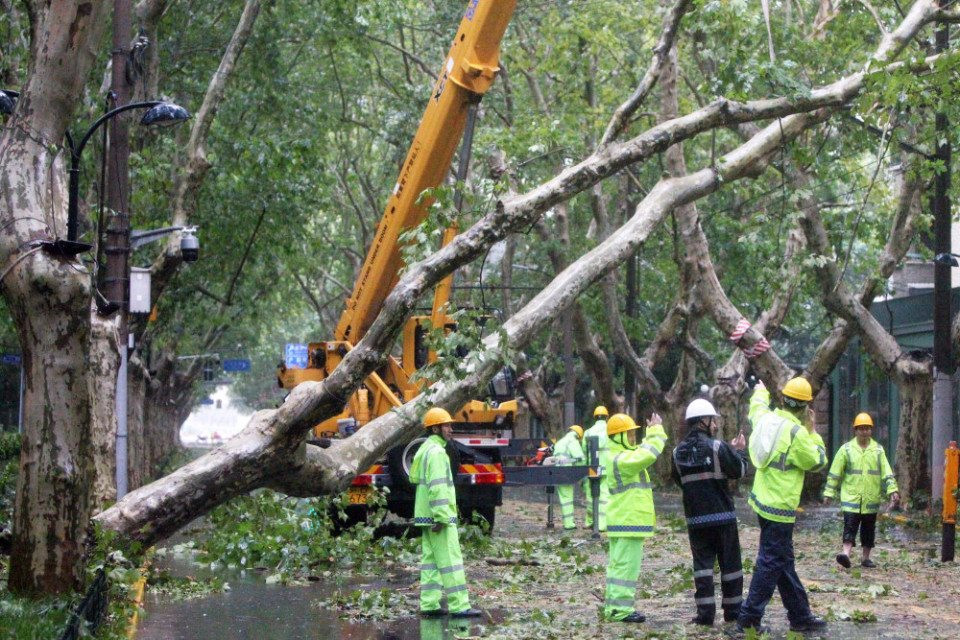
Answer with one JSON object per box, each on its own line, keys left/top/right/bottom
{"left": 335, "top": 0, "right": 516, "bottom": 344}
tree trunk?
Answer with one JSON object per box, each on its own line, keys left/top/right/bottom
{"left": 88, "top": 312, "right": 120, "bottom": 509}
{"left": 894, "top": 376, "right": 932, "bottom": 505}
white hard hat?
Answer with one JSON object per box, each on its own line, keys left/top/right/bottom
{"left": 685, "top": 398, "right": 719, "bottom": 421}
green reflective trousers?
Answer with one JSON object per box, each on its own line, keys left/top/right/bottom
{"left": 419, "top": 524, "right": 471, "bottom": 614}
{"left": 604, "top": 537, "right": 645, "bottom": 620}
{"left": 583, "top": 477, "right": 609, "bottom": 530}
{"left": 557, "top": 484, "right": 576, "bottom": 529}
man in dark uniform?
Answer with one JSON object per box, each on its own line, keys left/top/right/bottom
{"left": 671, "top": 398, "right": 748, "bottom": 627}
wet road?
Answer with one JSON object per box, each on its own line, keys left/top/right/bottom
{"left": 136, "top": 487, "right": 950, "bottom": 640}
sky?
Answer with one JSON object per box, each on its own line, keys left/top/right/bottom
{"left": 180, "top": 385, "right": 252, "bottom": 444}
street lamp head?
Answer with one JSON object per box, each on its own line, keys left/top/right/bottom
{"left": 180, "top": 227, "right": 199, "bottom": 263}
{"left": 140, "top": 102, "right": 191, "bottom": 127}
{"left": 0, "top": 90, "right": 19, "bottom": 115}
{"left": 934, "top": 253, "right": 959, "bottom": 267}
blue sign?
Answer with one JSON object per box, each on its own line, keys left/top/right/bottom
{"left": 284, "top": 343, "right": 309, "bottom": 369}
{"left": 1, "top": 354, "right": 21, "bottom": 366}
{"left": 223, "top": 358, "right": 251, "bottom": 373}
{"left": 200, "top": 396, "right": 215, "bottom": 405}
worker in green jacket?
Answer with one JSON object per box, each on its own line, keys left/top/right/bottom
{"left": 823, "top": 412, "right": 900, "bottom": 569}
{"left": 737, "top": 378, "right": 827, "bottom": 635}
{"left": 603, "top": 412, "right": 667, "bottom": 623}
{"left": 583, "top": 406, "right": 610, "bottom": 531}
{"left": 411, "top": 407, "right": 481, "bottom": 618}
{"left": 551, "top": 424, "right": 585, "bottom": 530}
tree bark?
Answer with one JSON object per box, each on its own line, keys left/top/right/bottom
{"left": 1, "top": 0, "right": 112, "bottom": 595}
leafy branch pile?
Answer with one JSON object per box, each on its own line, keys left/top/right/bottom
{"left": 192, "top": 489, "right": 419, "bottom": 584}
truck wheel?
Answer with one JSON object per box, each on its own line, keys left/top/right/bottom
{"left": 388, "top": 437, "right": 462, "bottom": 488}
{"left": 462, "top": 504, "right": 496, "bottom": 532}
{"left": 387, "top": 437, "right": 426, "bottom": 489}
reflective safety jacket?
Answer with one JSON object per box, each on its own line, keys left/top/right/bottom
{"left": 552, "top": 431, "right": 585, "bottom": 466}
{"left": 583, "top": 419, "right": 609, "bottom": 474}
{"left": 410, "top": 435, "right": 458, "bottom": 527}
{"left": 747, "top": 387, "right": 827, "bottom": 523}
{"left": 823, "top": 438, "right": 898, "bottom": 514}
{"left": 671, "top": 428, "right": 748, "bottom": 529}
{"left": 605, "top": 424, "right": 668, "bottom": 538}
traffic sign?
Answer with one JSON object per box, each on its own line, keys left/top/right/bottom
{"left": 223, "top": 358, "right": 251, "bottom": 373}
{"left": 1, "top": 354, "right": 21, "bottom": 366}
{"left": 284, "top": 343, "right": 309, "bottom": 369}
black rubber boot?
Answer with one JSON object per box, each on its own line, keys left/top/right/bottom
{"left": 450, "top": 608, "right": 483, "bottom": 618}
{"left": 835, "top": 553, "right": 851, "bottom": 568}
{"left": 790, "top": 616, "right": 828, "bottom": 632}
{"left": 621, "top": 611, "right": 646, "bottom": 623}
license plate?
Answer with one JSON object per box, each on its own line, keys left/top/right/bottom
{"left": 347, "top": 487, "right": 370, "bottom": 505}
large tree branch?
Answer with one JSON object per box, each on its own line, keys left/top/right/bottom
{"left": 144, "top": 0, "right": 262, "bottom": 305}
{"left": 599, "top": 0, "right": 692, "bottom": 146}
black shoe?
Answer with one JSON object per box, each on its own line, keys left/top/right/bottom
{"left": 861, "top": 558, "right": 877, "bottom": 568}
{"left": 734, "top": 622, "right": 770, "bottom": 636}
{"left": 691, "top": 616, "right": 714, "bottom": 626}
{"left": 621, "top": 611, "right": 646, "bottom": 623}
{"left": 836, "top": 553, "right": 851, "bottom": 568}
{"left": 790, "top": 616, "right": 828, "bottom": 632}
{"left": 419, "top": 609, "right": 446, "bottom": 617}
{"left": 449, "top": 608, "right": 483, "bottom": 618}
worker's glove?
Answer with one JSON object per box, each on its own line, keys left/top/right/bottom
{"left": 431, "top": 522, "right": 444, "bottom": 533}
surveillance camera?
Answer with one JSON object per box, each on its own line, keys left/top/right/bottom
{"left": 180, "top": 229, "right": 199, "bottom": 263}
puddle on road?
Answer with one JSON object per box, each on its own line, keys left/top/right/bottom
{"left": 136, "top": 581, "right": 502, "bottom": 640}
{"left": 137, "top": 552, "right": 506, "bottom": 640}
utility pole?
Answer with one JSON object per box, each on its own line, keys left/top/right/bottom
{"left": 107, "top": 0, "right": 134, "bottom": 499}
{"left": 562, "top": 315, "right": 576, "bottom": 428}
{"left": 931, "top": 12, "right": 953, "bottom": 507}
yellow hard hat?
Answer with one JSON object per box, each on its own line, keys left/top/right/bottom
{"left": 606, "top": 413, "right": 639, "bottom": 436}
{"left": 853, "top": 412, "right": 874, "bottom": 428}
{"left": 593, "top": 405, "right": 609, "bottom": 418}
{"left": 423, "top": 407, "right": 453, "bottom": 428}
{"left": 569, "top": 425, "right": 584, "bottom": 438}
{"left": 781, "top": 377, "right": 813, "bottom": 402}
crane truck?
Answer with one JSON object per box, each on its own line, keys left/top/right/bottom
{"left": 277, "top": 0, "right": 518, "bottom": 528}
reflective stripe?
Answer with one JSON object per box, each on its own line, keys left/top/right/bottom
{"left": 414, "top": 517, "right": 434, "bottom": 525}
{"left": 847, "top": 469, "right": 863, "bottom": 475}
{"left": 428, "top": 477, "right": 452, "bottom": 487}
{"left": 609, "top": 481, "right": 652, "bottom": 495}
{"left": 867, "top": 469, "right": 881, "bottom": 475}
{"left": 883, "top": 475, "right": 895, "bottom": 481}
{"left": 722, "top": 595, "right": 743, "bottom": 605}
{"left": 558, "top": 499, "right": 573, "bottom": 507}
{"left": 687, "top": 511, "right": 737, "bottom": 526}
{"left": 768, "top": 452, "right": 796, "bottom": 471}
{"left": 866, "top": 503, "right": 880, "bottom": 510}
{"left": 641, "top": 443, "right": 661, "bottom": 457}
{"left": 841, "top": 501, "right": 861, "bottom": 510}
{"left": 607, "top": 577, "right": 636, "bottom": 588}
{"left": 448, "top": 516, "right": 457, "bottom": 524}
{"left": 721, "top": 570, "right": 743, "bottom": 581}
{"left": 421, "top": 563, "right": 437, "bottom": 571}
{"left": 445, "top": 584, "right": 468, "bottom": 594}
{"left": 420, "top": 582, "right": 443, "bottom": 591}
{"left": 828, "top": 473, "right": 840, "bottom": 479}
{"left": 816, "top": 447, "right": 826, "bottom": 468}
{"left": 439, "top": 564, "right": 464, "bottom": 575}
{"left": 695, "top": 596, "right": 715, "bottom": 605}
{"left": 606, "top": 598, "right": 635, "bottom": 608}
{"left": 429, "top": 498, "right": 449, "bottom": 507}
{"left": 693, "top": 569, "right": 713, "bottom": 578}
{"left": 681, "top": 471, "right": 727, "bottom": 483}
{"left": 607, "top": 525, "right": 654, "bottom": 533}
{"left": 750, "top": 492, "right": 798, "bottom": 518}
